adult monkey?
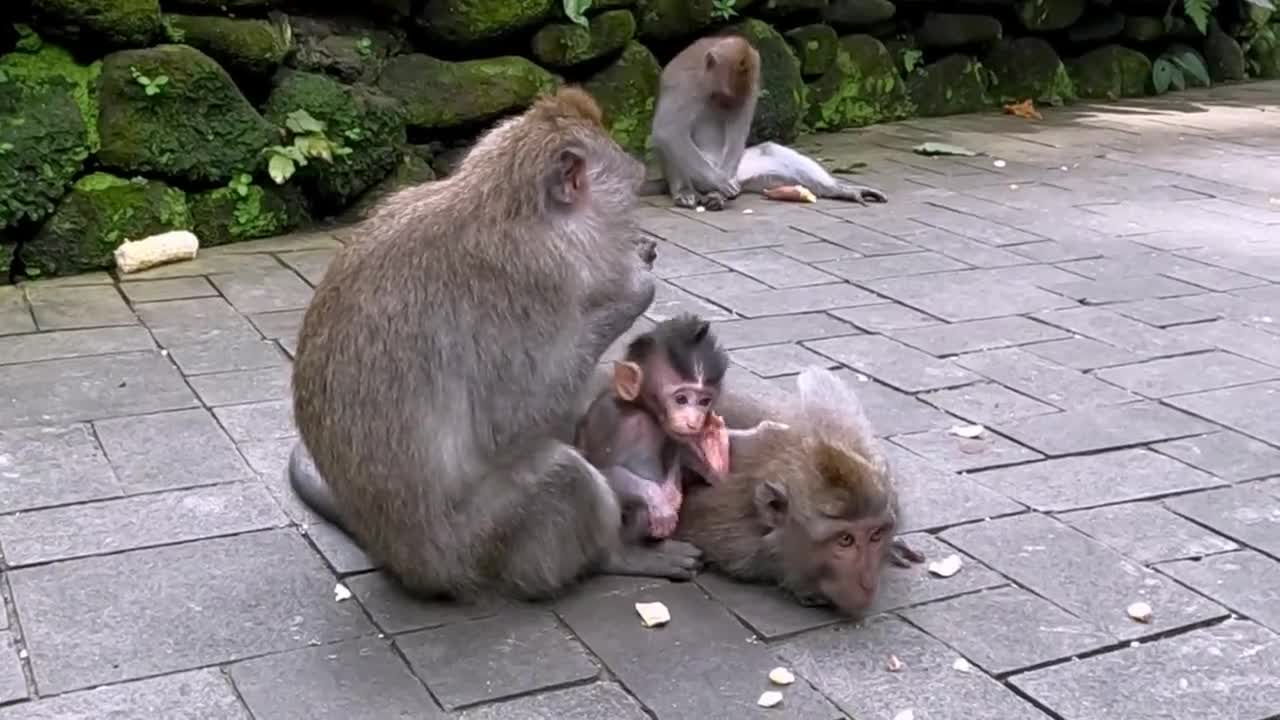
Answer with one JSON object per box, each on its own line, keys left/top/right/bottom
{"left": 673, "top": 367, "right": 925, "bottom": 616}
{"left": 288, "top": 86, "right": 701, "bottom": 602}
{"left": 643, "top": 35, "right": 889, "bottom": 211}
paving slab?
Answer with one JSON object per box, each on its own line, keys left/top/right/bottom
{"left": 781, "top": 616, "right": 1050, "bottom": 720}
{"left": 2, "top": 82, "right": 1279, "bottom": 718}
{"left": 229, "top": 637, "right": 445, "bottom": 719}
{"left": 1059, "top": 501, "right": 1240, "bottom": 565}
{"left": 9, "top": 529, "right": 373, "bottom": 694}
{"left": 1010, "top": 620, "right": 1280, "bottom": 720}
{"left": 942, "top": 513, "right": 1228, "bottom": 640}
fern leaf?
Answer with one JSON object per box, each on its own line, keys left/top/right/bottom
{"left": 1183, "top": 0, "right": 1211, "bottom": 34}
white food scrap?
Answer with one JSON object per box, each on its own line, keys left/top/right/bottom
{"left": 949, "top": 424, "right": 986, "bottom": 439}
{"left": 1127, "top": 601, "right": 1153, "bottom": 623}
{"left": 928, "top": 554, "right": 964, "bottom": 578}
{"left": 952, "top": 657, "right": 974, "bottom": 673}
{"left": 333, "top": 582, "right": 352, "bottom": 602}
{"left": 757, "top": 691, "right": 784, "bottom": 708}
{"left": 743, "top": 208, "right": 754, "bottom": 214}
{"left": 886, "top": 654, "right": 905, "bottom": 672}
{"left": 635, "top": 601, "right": 671, "bottom": 628}
{"left": 768, "top": 667, "right": 795, "bottom": 685}
{"left": 993, "top": 159, "right": 1007, "bottom": 168}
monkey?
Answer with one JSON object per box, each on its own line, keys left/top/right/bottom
{"left": 286, "top": 85, "right": 704, "bottom": 604}
{"left": 673, "top": 366, "right": 925, "bottom": 617}
{"left": 644, "top": 35, "right": 888, "bottom": 211}
{"left": 575, "top": 314, "right": 732, "bottom": 543}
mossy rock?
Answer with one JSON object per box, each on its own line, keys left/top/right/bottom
{"left": 531, "top": 10, "right": 636, "bottom": 69}
{"left": 1067, "top": 44, "right": 1151, "bottom": 99}
{"left": 264, "top": 71, "right": 407, "bottom": 208}
{"left": 190, "top": 181, "right": 309, "bottom": 247}
{"left": 343, "top": 148, "right": 438, "bottom": 220}
{"left": 1204, "top": 25, "right": 1246, "bottom": 81}
{"left": 97, "top": 44, "right": 277, "bottom": 186}
{"left": 0, "top": 41, "right": 102, "bottom": 151}
{"left": 636, "top": 0, "right": 741, "bottom": 41}
{"left": 583, "top": 41, "right": 661, "bottom": 157}
{"left": 377, "top": 54, "right": 558, "bottom": 130}
{"left": 917, "top": 12, "right": 1002, "bottom": 48}
{"left": 417, "top": 0, "right": 557, "bottom": 48}
{"left": 824, "top": 0, "right": 896, "bottom": 29}
{"left": 1247, "top": 25, "right": 1280, "bottom": 78}
{"left": 1017, "top": 0, "right": 1085, "bottom": 31}
{"left": 754, "top": 0, "right": 827, "bottom": 20}
{"left": 985, "top": 37, "right": 1075, "bottom": 105}
{"left": 1, "top": 243, "right": 14, "bottom": 281}
{"left": 288, "top": 16, "right": 406, "bottom": 85}
{"left": 727, "top": 19, "right": 806, "bottom": 145}
{"left": 163, "top": 14, "right": 293, "bottom": 78}
{"left": 0, "top": 82, "right": 90, "bottom": 230}
{"left": 907, "top": 54, "right": 992, "bottom": 117}
{"left": 1124, "top": 16, "right": 1166, "bottom": 43}
{"left": 785, "top": 24, "right": 839, "bottom": 78}
{"left": 164, "top": 0, "right": 273, "bottom": 9}
{"left": 30, "top": 0, "right": 162, "bottom": 49}
{"left": 1067, "top": 12, "right": 1125, "bottom": 45}
{"left": 23, "top": 172, "right": 191, "bottom": 278}
{"left": 806, "top": 34, "right": 914, "bottom": 131}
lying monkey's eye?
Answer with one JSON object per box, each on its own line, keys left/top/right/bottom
{"left": 699, "top": 397, "right": 712, "bottom": 406}
{"left": 675, "top": 395, "right": 689, "bottom": 405}
{"left": 869, "top": 529, "right": 884, "bottom": 543}
{"left": 837, "top": 533, "right": 855, "bottom": 547}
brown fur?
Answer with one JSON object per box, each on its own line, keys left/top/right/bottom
{"left": 289, "top": 85, "right": 701, "bottom": 602}
{"left": 674, "top": 367, "right": 921, "bottom": 615}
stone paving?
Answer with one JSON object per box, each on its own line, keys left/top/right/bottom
{"left": 1, "top": 82, "right": 1279, "bottom": 719}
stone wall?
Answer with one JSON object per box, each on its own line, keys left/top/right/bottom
{"left": 1, "top": 0, "right": 1277, "bottom": 282}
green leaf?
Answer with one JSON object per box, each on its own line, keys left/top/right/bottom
{"left": 902, "top": 48, "right": 923, "bottom": 73}
{"left": 285, "top": 109, "right": 325, "bottom": 135}
{"left": 1242, "top": 0, "right": 1275, "bottom": 9}
{"left": 1182, "top": 0, "right": 1211, "bottom": 34}
{"left": 1152, "top": 58, "right": 1176, "bottom": 94}
{"left": 295, "top": 135, "right": 334, "bottom": 162}
{"left": 279, "top": 145, "right": 308, "bottom": 163}
{"left": 268, "top": 154, "right": 295, "bottom": 184}
{"left": 144, "top": 84, "right": 160, "bottom": 96}
{"left": 1170, "top": 68, "right": 1186, "bottom": 91}
{"left": 913, "top": 142, "right": 978, "bottom": 157}
{"left": 1172, "top": 51, "right": 1211, "bottom": 86}
{"left": 153, "top": 75, "right": 169, "bottom": 86}
{"left": 563, "top": 0, "right": 591, "bottom": 27}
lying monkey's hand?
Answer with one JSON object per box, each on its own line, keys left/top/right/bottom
{"left": 635, "top": 238, "right": 658, "bottom": 268}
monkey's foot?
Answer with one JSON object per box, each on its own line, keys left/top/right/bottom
{"left": 600, "top": 540, "right": 702, "bottom": 580}
{"left": 889, "top": 538, "right": 925, "bottom": 567}
{"left": 700, "top": 191, "right": 727, "bottom": 211}
{"left": 635, "top": 237, "right": 657, "bottom": 268}
{"left": 673, "top": 191, "right": 700, "bottom": 209}
{"left": 644, "top": 481, "right": 683, "bottom": 539}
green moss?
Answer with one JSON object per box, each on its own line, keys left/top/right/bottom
{"left": 264, "top": 71, "right": 407, "bottom": 207}
{"left": 784, "top": 24, "right": 839, "bottom": 78}
{"left": 0, "top": 42, "right": 103, "bottom": 150}
{"left": 377, "top": 54, "right": 559, "bottom": 130}
{"left": 163, "top": 14, "right": 292, "bottom": 77}
{"left": 23, "top": 172, "right": 191, "bottom": 278}
{"left": 1067, "top": 44, "right": 1151, "bottom": 100}
{"left": 96, "top": 44, "right": 278, "bottom": 185}
{"left": 727, "top": 19, "right": 806, "bottom": 145}
{"left": 419, "top": 0, "right": 556, "bottom": 47}
{"left": 636, "top": 0, "right": 724, "bottom": 41}
{"left": 190, "top": 182, "right": 309, "bottom": 246}
{"left": 907, "top": 54, "right": 992, "bottom": 117}
{"left": 30, "top": 0, "right": 163, "bottom": 48}
{"left": 985, "top": 37, "right": 1075, "bottom": 105}
{"left": 531, "top": 10, "right": 636, "bottom": 68}
{"left": 806, "top": 34, "right": 914, "bottom": 131}
{"left": 0, "top": 81, "right": 90, "bottom": 230}
{"left": 583, "top": 41, "right": 661, "bottom": 157}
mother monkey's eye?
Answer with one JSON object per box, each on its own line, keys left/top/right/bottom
{"left": 836, "top": 532, "right": 855, "bottom": 547}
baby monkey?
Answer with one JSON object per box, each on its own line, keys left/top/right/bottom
{"left": 576, "top": 315, "right": 731, "bottom": 542}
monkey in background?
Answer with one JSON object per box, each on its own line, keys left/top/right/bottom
{"left": 645, "top": 35, "right": 888, "bottom": 211}
{"left": 575, "top": 314, "right": 732, "bottom": 542}
{"left": 288, "top": 86, "right": 705, "bottom": 603}
{"left": 674, "top": 366, "right": 925, "bottom": 616}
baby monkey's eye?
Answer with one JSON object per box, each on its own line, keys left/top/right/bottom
{"left": 837, "top": 533, "right": 855, "bottom": 547}
{"left": 675, "top": 395, "right": 689, "bottom": 405}
{"left": 699, "top": 397, "right": 712, "bottom": 406}
{"left": 869, "top": 528, "right": 884, "bottom": 543}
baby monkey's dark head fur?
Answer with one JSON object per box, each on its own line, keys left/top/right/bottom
{"left": 615, "top": 315, "right": 729, "bottom": 437}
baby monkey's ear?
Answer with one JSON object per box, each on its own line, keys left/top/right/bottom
{"left": 612, "top": 360, "right": 644, "bottom": 402}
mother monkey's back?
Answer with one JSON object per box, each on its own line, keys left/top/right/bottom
{"left": 290, "top": 87, "right": 666, "bottom": 600}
